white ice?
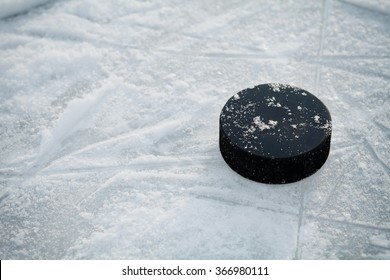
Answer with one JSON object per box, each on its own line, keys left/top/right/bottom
{"left": 0, "top": 0, "right": 389, "bottom": 259}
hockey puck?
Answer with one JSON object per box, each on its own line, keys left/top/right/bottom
{"left": 219, "top": 83, "right": 332, "bottom": 184}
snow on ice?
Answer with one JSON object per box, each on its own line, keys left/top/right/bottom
{"left": 0, "top": 0, "right": 389, "bottom": 259}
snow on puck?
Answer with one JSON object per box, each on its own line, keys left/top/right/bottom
{"left": 219, "top": 83, "right": 332, "bottom": 184}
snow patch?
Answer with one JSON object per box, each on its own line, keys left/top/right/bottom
{"left": 270, "top": 83, "right": 281, "bottom": 92}
{"left": 253, "top": 117, "right": 278, "bottom": 131}
{"left": 266, "top": 96, "right": 282, "bottom": 107}
{"left": 38, "top": 76, "right": 123, "bottom": 158}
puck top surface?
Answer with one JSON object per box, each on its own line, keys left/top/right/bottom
{"left": 220, "top": 84, "right": 332, "bottom": 159}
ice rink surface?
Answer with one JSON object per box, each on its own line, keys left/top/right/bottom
{"left": 0, "top": 0, "right": 389, "bottom": 259}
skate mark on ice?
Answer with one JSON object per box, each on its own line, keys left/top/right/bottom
{"left": 75, "top": 170, "right": 198, "bottom": 208}
{"left": 40, "top": 114, "right": 189, "bottom": 165}
{"left": 76, "top": 4, "right": 161, "bottom": 24}
{"left": 314, "top": 0, "right": 329, "bottom": 93}
{"left": 294, "top": 181, "right": 306, "bottom": 260}
{"left": 192, "top": 193, "right": 297, "bottom": 217}
{"left": 316, "top": 54, "right": 390, "bottom": 60}
{"left": 0, "top": 168, "right": 22, "bottom": 178}
{"left": 298, "top": 0, "right": 329, "bottom": 256}
{"left": 40, "top": 105, "right": 212, "bottom": 172}
{"left": 368, "top": 233, "right": 390, "bottom": 252}
{"left": 363, "top": 138, "right": 390, "bottom": 175}
{"left": 18, "top": 29, "right": 147, "bottom": 53}
{"left": 373, "top": 119, "right": 390, "bottom": 137}
{"left": 200, "top": 52, "right": 276, "bottom": 60}
{"left": 41, "top": 155, "right": 221, "bottom": 176}
{"left": 0, "top": 193, "right": 10, "bottom": 206}
{"left": 319, "top": 60, "right": 390, "bottom": 81}
{"left": 331, "top": 142, "right": 358, "bottom": 153}
{"left": 308, "top": 215, "right": 390, "bottom": 233}
{"left": 338, "top": 0, "right": 390, "bottom": 19}
{"left": 0, "top": 0, "right": 57, "bottom": 20}
{"left": 187, "top": 6, "right": 257, "bottom": 38}
{"left": 369, "top": 243, "right": 390, "bottom": 251}
{"left": 317, "top": 157, "right": 353, "bottom": 214}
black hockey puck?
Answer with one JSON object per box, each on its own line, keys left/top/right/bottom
{"left": 219, "top": 83, "right": 332, "bottom": 184}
